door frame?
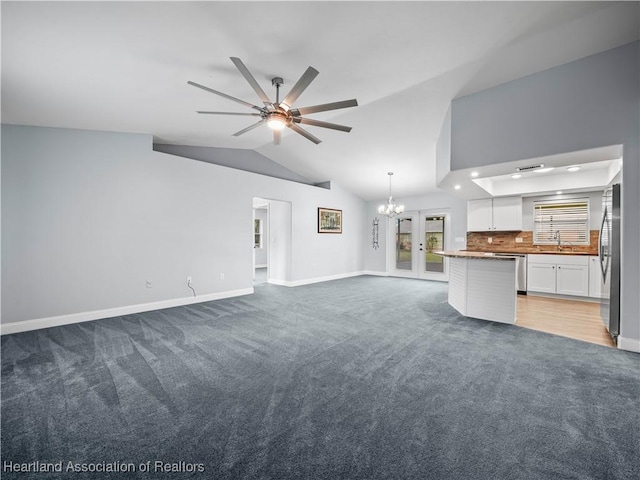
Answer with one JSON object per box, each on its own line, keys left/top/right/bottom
{"left": 387, "top": 209, "right": 451, "bottom": 281}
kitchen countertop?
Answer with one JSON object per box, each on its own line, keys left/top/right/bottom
{"left": 434, "top": 250, "right": 518, "bottom": 260}
{"left": 463, "top": 249, "right": 595, "bottom": 256}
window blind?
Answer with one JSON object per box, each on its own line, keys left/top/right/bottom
{"left": 533, "top": 199, "right": 589, "bottom": 245}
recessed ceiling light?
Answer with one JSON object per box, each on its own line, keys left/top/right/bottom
{"left": 471, "top": 171, "right": 479, "bottom": 178}
{"left": 567, "top": 166, "right": 581, "bottom": 172}
{"left": 534, "top": 167, "right": 554, "bottom": 173}
{"left": 454, "top": 184, "right": 461, "bottom": 190}
{"left": 511, "top": 174, "right": 522, "bottom": 179}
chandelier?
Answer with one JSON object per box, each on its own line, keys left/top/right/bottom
{"left": 378, "top": 172, "right": 405, "bottom": 217}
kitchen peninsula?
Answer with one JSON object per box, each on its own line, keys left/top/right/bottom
{"left": 435, "top": 251, "right": 519, "bottom": 324}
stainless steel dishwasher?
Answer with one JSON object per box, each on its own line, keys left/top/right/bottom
{"left": 493, "top": 253, "right": 527, "bottom": 294}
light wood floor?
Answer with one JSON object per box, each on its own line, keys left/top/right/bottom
{"left": 516, "top": 295, "right": 616, "bottom": 348}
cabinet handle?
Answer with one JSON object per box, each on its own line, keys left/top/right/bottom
{"left": 552, "top": 266, "right": 555, "bottom": 269}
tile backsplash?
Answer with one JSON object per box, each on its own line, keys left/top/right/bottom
{"left": 466, "top": 230, "right": 598, "bottom": 255}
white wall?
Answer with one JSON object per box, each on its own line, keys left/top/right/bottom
{"left": 448, "top": 41, "right": 640, "bottom": 351}
{"left": 364, "top": 191, "right": 467, "bottom": 274}
{"left": 1, "top": 125, "right": 366, "bottom": 329}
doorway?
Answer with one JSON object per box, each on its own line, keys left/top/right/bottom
{"left": 253, "top": 200, "right": 268, "bottom": 285}
{"left": 252, "top": 197, "right": 292, "bottom": 286}
{"left": 389, "top": 210, "right": 450, "bottom": 281}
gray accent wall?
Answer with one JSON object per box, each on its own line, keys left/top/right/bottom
{"left": 451, "top": 42, "right": 639, "bottom": 171}
{"left": 435, "top": 105, "right": 452, "bottom": 185}
{"left": 2, "top": 125, "right": 366, "bottom": 325}
{"left": 449, "top": 41, "right": 640, "bottom": 349}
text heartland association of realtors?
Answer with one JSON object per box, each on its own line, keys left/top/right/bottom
{"left": 3, "top": 460, "right": 206, "bottom": 474}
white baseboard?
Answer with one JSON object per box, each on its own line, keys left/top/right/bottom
{"left": 267, "top": 278, "right": 291, "bottom": 287}
{"left": 617, "top": 335, "right": 640, "bottom": 353}
{"left": 287, "top": 271, "right": 366, "bottom": 287}
{"left": 526, "top": 292, "right": 600, "bottom": 303}
{"left": 267, "top": 271, "right": 367, "bottom": 288}
{"left": 362, "top": 270, "right": 389, "bottom": 277}
{"left": 0, "top": 288, "right": 254, "bottom": 335}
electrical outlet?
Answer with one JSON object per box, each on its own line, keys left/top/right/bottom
{"left": 186, "top": 276, "right": 192, "bottom": 285}
{"left": 146, "top": 281, "right": 152, "bottom": 289}
{"left": 487, "top": 237, "right": 493, "bottom": 244}
{"left": 515, "top": 237, "right": 523, "bottom": 243}
{"left": 220, "top": 273, "right": 225, "bottom": 280}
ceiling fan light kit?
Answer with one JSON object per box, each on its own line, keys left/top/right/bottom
{"left": 267, "top": 111, "right": 287, "bottom": 130}
{"left": 189, "top": 57, "right": 358, "bottom": 145}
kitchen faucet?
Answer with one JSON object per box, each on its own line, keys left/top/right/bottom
{"left": 554, "top": 230, "right": 574, "bottom": 251}
{"left": 554, "top": 230, "right": 561, "bottom": 249}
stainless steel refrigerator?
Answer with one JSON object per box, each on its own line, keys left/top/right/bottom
{"left": 599, "top": 183, "right": 621, "bottom": 341}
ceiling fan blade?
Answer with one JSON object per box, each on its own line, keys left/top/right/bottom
{"left": 291, "top": 99, "right": 358, "bottom": 116}
{"left": 197, "top": 111, "right": 262, "bottom": 116}
{"left": 281, "top": 66, "right": 319, "bottom": 108}
{"left": 232, "top": 120, "right": 266, "bottom": 137}
{"left": 273, "top": 129, "right": 282, "bottom": 145}
{"left": 230, "top": 57, "right": 272, "bottom": 105}
{"left": 188, "top": 81, "right": 264, "bottom": 112}
{"left": 293, "top": 117, "right": 352, "bottom": 133}
{"left": 288, "top": 123, "right": 322, "bottom": 144}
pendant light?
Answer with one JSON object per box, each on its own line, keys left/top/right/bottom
{"left": 378, "top": 172, "right": 405, "bottom": 217}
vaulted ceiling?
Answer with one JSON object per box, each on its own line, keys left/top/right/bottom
{"left": 2, "top": 1, "right": 638, "bottom": 200}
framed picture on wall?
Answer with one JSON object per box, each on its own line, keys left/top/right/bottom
{"left": 318, "top": 208, "right": 342, "bottom": 234}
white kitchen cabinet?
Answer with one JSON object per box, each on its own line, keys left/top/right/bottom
{"left": 527, "top": 263, "right": 557, "bottom": 293}
{"left": 556, "top": 264, "right": 589, "bottom": 296}
{"left": 467, "top": 199, "right": 493, "bottom": 232}
{"left": 527, "top": 254, "right": 589, "bottom": 297}
{"left": 589, "top": 256, "right": 603, "bottom": 298}
{"left": 492, "top": 197, "right": 523, "bottom": 230}
{"left": 467, "top": 196, "right": 522, "bottom": 232}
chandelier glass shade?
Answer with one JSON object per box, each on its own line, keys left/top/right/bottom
{"left": 378, "top": 172, "right": 405, "bottom": 217}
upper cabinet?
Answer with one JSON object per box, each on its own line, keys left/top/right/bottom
{"left": 467, "top": 199, "right": 493, "bottom": 231}
{"left": 467, "top": 196, "right": 522, "bottom": 232}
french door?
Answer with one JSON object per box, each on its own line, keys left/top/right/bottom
{"left": 390, "top": 210, "right": 450, "bottom": 281}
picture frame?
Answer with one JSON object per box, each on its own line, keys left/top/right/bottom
{"left": 318, "top": 207, "right": 342, "bottom": 234}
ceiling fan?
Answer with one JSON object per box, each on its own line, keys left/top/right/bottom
{"left": 188, "top": 57, "right": 358, "bottom": 145}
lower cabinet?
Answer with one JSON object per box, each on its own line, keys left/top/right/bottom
{"left": 556, "top": 263, "right": 589, "bottom": 296}
{"left": 527, "top": 263, "right": 556, "bottom": 294}
{"left": 588, "top": 256, "right": 603, "bottom": 298}
{"left": 527, "top": 254, "right": 589, "bottom": 297}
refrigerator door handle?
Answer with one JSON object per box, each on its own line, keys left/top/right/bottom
{"left": 599, "top": 207, "right": 609, "bottom": 280}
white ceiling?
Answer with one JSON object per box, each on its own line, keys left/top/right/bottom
{"left": 2, "top": 1, "right": 638, "bottom": 201}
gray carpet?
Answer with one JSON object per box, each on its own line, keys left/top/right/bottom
{"left": 254, "top": 267, "right": 267, "bottom": 285}
{"left": 2, "top": 276, "right": 639, "bottom": 479}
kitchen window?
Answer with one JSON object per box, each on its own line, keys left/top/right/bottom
{"left": 533, "top": 198, "right": 589, "bottom": 245}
